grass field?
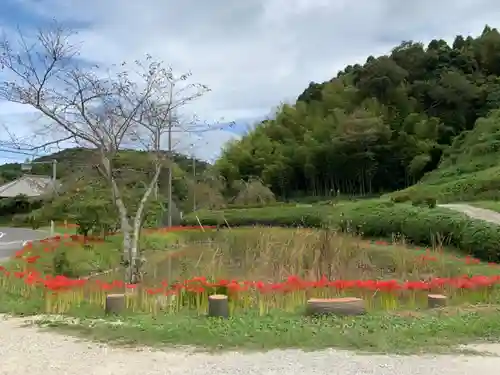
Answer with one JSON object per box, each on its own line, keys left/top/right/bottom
{"left": 2, "top": 226, "right": 500, "bottom": 353}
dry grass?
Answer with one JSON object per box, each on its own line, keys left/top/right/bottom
{"left": 119, "top": 227, "right": 495, "bottom": 286}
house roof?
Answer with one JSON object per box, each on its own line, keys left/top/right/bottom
{"left": 0, "top": 174, "right": 60, "bottom": 198}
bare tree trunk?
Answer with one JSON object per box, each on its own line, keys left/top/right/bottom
{"left": 101, "top": 154, "right": 137, "bottom": 283}
{"left": 130, "top": 164, "right": 162, "bottom": 283}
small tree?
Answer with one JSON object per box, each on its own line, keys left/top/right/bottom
{"left": 0, "top": 22, "right": 209, "bottom": 283}
{"left": 41, "top": 175, "right": 119, "bottom": 236}
{"left": 232, "top": 178, "right": 276, "bottom": 205}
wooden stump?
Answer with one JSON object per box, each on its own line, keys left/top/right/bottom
{"left": 428, "top": 294, "right": 447, "bottom": 308}
{"left": 208, "top": 294, "right": 229, "bottom": 318}
{"left": 305, "top": 297, "right": 366, "bottom": 317}
{"left": 105, "top": 293, "right": 125, "bottom": 315}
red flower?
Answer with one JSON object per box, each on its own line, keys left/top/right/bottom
{"left": 375, "top": 279, "right": 401, "bottom": 292}
{"left": 26, "top": 255, "right": 41, "bottom": 264}
{"left": 403, "top": 281, "right": 429, "bottom": 291}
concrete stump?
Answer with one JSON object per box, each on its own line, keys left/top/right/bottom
{"left": 105, "top": 293, "right": 126, "bottom": 315}
{"left": 208, "top": 294, "right": 229, "bottom": 318}
{"left": 428, "top": 294, "right": 447, "bottom": 308}
{"left": 306, "top": 297, "right": 366, "bottom": 316}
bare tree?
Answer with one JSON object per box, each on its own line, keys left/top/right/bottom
{"left": 0, "top": 22, "right": 208, "bottom": 283}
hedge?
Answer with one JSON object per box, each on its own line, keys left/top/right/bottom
{"left": 183, "top": 200, "right": 500, "bottom": 263}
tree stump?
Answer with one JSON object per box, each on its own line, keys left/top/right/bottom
{"left": 305, "top": 297, "right": 365, "bottom": 316}
{"left": 208, "top": 294, "right": 229, "bottom": 318}
{"left": 428, "top": 294, "right": 447, "bottom": 308}
{"left": 105, "top": 293, "right": 126, "bottom": 315}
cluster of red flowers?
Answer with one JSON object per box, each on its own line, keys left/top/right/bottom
{"left": 3, "top": 268, "right": 500, "bottom": 296}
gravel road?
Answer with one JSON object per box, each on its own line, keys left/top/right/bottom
{"left": 438, "top": 203, "right": 500, "bottom": 225}
{"left": 0, "top": 227, "right": 51, "bottom": 260}
{"left": 1, "top": 204, "right": 500, "bottom": 374}
{"left": 0, "top": 316, "right": 500, "bottom": 375}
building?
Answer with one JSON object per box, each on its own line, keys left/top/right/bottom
{"left": 0, "top": 175, "right": 60, "bottom": 198}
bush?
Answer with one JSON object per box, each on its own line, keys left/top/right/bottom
{"left": 183, "top": 200, "right": 500, "bottom": 263}
{"left": 184, "top": 206, "right": 327, "bottom": 228}
{"left": 390, "top": 193, "right": 411, "bottom": 203}
{"left": 411, "top": 196, "right": 437, "bottom": 208}
{"left": 11, "top": 212, "right": 43, "bottom": 229}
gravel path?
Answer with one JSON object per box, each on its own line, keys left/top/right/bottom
{"left": 1, "top": 316, "right": 500, "bottom": 375}
{"left": 438, "top": 203, "right": 500, "bottom": 225}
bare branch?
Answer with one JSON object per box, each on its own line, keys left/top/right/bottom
{"left": 0, "top": 21, "right": 212, "bottom": 283}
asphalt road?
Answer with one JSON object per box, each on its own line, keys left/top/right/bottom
{"left": 0, "top": 227, "right": 51, "bottom": 260}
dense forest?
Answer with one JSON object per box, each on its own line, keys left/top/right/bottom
{"left": 215, "top": 25, "right": 500, "bottom": 199}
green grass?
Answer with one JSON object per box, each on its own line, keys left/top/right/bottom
{"left": 4, "top": 225, "right": 500, "bottom": 354}
{"left": 183, "top": 199, "right": 500, "bottom": 263}
{"left": 5, "top": 229, "right": 179, "bottom": 278}
{"left": 28, "top": 306, "right": 500, "bottom": 354}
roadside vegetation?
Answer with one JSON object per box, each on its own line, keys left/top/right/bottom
{"left": 3, "top": 227, "right": 500, "bottom": 353}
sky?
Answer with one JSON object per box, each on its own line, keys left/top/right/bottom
{"left": 1, "top": 0, "right": 500, "bottom": 165}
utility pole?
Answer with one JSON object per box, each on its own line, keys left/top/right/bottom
{"left": 52, "top": 159, "right": 57, "bottom": 185}
{"left": 50, "top": 159, "right": 57, "bottom": 235}
{"left": 192, "top": 154, "right": 196, "bottom": 212}
{"left": 167, "top": 91, "right": 173, "bottom": 228}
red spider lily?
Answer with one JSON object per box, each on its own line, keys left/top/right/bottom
{"left": 146, "top": 287, "right": 164, "bottom": 295}
{"left": 403, "top": 281, "right": 430, "bottom": 291}
{"left": 416, "top": 254, "right": 438, "bottom": 263}
{"left": 26, "top": 255, "right": 41, "bottom": 264}
{"left": 469, "top": 275, "right": 498, "bottom": 287}
{"left": 464, "top": 255, "right": 481, "bottom": 265}
{"left": 374, "top": 279, "right": 401, "bottom": 292}
{"left": 255, "top": 281, "right": 271, "bottom": 293}
{"left": 449, "top": 277, "right": 476, "bottom": 289}
{"left": 14, "top": 271, "right": 26, "bottom": 279}
{"left": 353, "top": 280, "right": 377, "bottom": 290}
{"left": 14, "top": 250, "right": 25, "bottom": 258}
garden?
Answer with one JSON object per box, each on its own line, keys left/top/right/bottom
{"left": 2, "top": 219, "right": 500, "bottom": 353}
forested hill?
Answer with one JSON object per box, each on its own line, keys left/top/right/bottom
{"left": 0, "top": 148, "right": 209, "bottom": 184}
{"left": 215, "top": 25, "right": 500, "bottom": 199}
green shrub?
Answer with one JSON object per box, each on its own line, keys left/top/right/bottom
{"left": 184, "top": 200, "right": 500, "bottom": 263}
{"left": 411, "top": 196, "right": 437, "bottom": 208}
{"left": 184, "top": 206, "right": 326, "bottom": 228}
{"left": 390, "top": 193, "right": 411, "bottom": 203}
{"left": 11, "top": 212, "right": 43, "bottom": 229}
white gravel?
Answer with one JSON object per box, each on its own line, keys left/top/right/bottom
{"left": 0, "top": 315, "right": 499, "bottom": 375}
{"left": 438, "top": 204, "right": 500, "bottom": 224}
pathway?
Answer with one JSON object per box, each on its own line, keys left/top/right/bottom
{"left": 438, "top": 203, "right": 500, "bottom": 225}
{"left": 0, "top": 227, "right": 51, "bottom": 261}
{"left": 0, "top": 316, "right": 499, "bottom": 375}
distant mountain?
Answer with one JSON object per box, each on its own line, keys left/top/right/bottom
{"left": 0, "top": 147, "right": 209, "bottom": 184}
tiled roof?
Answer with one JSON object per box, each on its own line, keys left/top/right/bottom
{"left": 0, "top": 175, "right": 60, "bottom": 198}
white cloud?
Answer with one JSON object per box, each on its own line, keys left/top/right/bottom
{"left": 2, "top": 0, "right": 500, "bottom": 161}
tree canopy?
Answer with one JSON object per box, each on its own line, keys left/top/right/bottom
{"left": 215, "top": 26, "right": 500, "bottom": 199}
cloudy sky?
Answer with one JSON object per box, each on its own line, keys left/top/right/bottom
{"left": 0, "top": 0, "right": 499, "bottom": 164}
